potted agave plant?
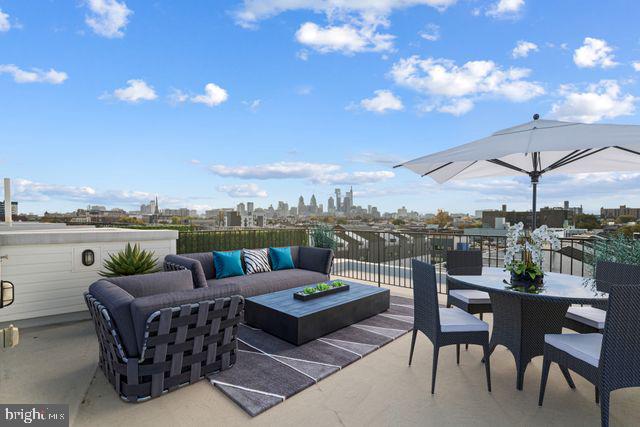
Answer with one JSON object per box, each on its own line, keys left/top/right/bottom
{"left": 504, "top": 222, "right": 560, "bottom": 289}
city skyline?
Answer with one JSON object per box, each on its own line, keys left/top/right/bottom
{"left": 3, "top": 1, "right": 640, "bottom": 214}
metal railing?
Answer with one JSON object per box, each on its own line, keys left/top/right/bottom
{"left": 175, "top": 227, "right": 594, "bottom": 294}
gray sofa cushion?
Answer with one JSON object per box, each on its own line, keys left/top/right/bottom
{"left": 129, "top": 287, "right": 236, "bottom": 356}
{"left": 106, "top": 270, "right": 194, "bottom": 298}
{"left": 179, "top": 252, "right": 215, "bottom": 280}
{"left": 207, "top": 268, "right": 328, "bottom": 298}
{"left": 88, "top": 280, "right": 138, "bottom": 357}
{"left": 165, "top": 254, "right": 208, "bottom": 288}
{"left": 299, "top": 247, "right": 334, "bottom": 275}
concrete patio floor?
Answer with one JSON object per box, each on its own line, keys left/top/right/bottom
{"left": 1, "top": 282, "right": 639, "bottom": 427}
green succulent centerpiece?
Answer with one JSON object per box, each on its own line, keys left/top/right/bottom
{"left": 295, "top": 280, "right": 349, "bottom": 300}
{"left": 504, "top": 222, "right": 560, "bottom": 289}
{"left": 99, "top": 243, "right": 160, "bottom": 277}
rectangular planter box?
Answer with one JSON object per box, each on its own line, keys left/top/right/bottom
{"left": 293, "top": 284, "right": 350, "bottom": 301}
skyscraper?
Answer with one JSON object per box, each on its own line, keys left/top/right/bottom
{"left": 335, "top": 188, "right": 342, "bottom": 211}
{"left": 309, "top": 194, "right": 318, "bottom": 214}
{"left": 344, "top": 186, "right": 353, "bottom": 212}
{"left": 328, "top": 196, "right": 335, "bottom": 213}
{"left": 247, "top": 202, "right": 254, "bottom": 213}
{"left": 297, "top": 196, "right": 306, "bottom": 216}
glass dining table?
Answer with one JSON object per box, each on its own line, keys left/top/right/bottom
{"left": 447, "top": 267, "right": 608, "bottom": 390}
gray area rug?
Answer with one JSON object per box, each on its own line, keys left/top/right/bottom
{"left": 208, "top": 295, "right": 414, "bottom": 417}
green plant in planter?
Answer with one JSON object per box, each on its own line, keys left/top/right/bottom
{"left": 99, "top": 243, "right": 160, "bottom": 277}
{"left": 302, "top": 286, "right": 317, "bottom": 295}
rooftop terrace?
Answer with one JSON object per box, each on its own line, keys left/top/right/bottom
{"left": 2, "top": 281, "right": 639, "bottom": 427}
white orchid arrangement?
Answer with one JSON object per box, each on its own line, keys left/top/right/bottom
{"left": 504, "top": 222, "right": 561, "bottom": 281}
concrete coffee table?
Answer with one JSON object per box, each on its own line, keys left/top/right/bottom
{"left": 244, "top": 281, "right": 390, "bottom": 345}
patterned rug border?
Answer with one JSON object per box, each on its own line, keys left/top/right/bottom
{"left": 209, "top": 295, "right": 414, "bottom": 417}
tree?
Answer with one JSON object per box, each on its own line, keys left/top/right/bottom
{"left": 427, "top": 209, "right": 452, "bottom": 228}
{"left": 574, "top": 214, "right": 600, "bottom": 230}
{"left": 392, "top": 218, "right": 405, "bottom": 226}
{"left": 616, "top": 214, "right": 636, "bottom": 224}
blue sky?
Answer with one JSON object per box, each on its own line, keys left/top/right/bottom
{"left": 2, "top": 0, "right": 640, "bottom": 215}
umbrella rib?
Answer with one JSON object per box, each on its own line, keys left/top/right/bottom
{"left": 614, "top": 146, "right": 640, "bottom": 156}
{"left": 421, "top": 162, "right": 453, "bottom": 177}
{"left": 486, "top": 159, "right": 530, "bottom": 175}
{"left": 544, "top": 147, "right": 608, "bottom": 172}
{"left": 540, "top": 149, "right": 589, "bottom": 173}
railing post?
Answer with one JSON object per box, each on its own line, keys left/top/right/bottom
{"left": 377, "top": 234, "right": 381, "bottom": 287}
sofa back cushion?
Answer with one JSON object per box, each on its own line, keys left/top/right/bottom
{"left": 298, "top": 247, "right": 334, "bottom": 275}
{"left": 106, "top": 270, "right": 194, "bottom": 298}
{"left": 181, "top": 252, "right": 215, "bottom": 280}
{"left": 88, "top": 280, "right": 138, "bottom": 357}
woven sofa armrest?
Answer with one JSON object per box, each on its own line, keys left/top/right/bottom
{"left": 298, "top": 247, "right": 334, "bottom": 275}
{"left": 164, "top": 254, "right": 208, "bottom": 288}
{"left": 84, "top": 292, "right": 129, "bottom": 362}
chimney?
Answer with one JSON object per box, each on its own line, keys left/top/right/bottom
{"left": 3, "top": 178, "right": 11, "bottom": 224}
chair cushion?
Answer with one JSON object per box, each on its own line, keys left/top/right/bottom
{"left": 566, "top": 306, "right": 606, "bottom": 330}
{"left": 270, "top": 247, "right": 295, "bottom": 271}
{"left": 207, "top": 269, "right": 328, "bottom": 298}
{"left": 545, "top": 333, "right": 602, "bottom": 367}
{"left": 106, "top": 270, "right": 194, "bottom": 298}
{"left": 439, "top": 307, "right": 489, "bottom": 333}
{"left": 449, "top": 289, "right": 491, "bottom": 304}
{"left": 213, "top": 250, "right": 245, "bottom": 279}
{"left": 243, "top": 248, "right": 271, "bottom": 274}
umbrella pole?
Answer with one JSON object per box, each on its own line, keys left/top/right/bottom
{"left": 531, "top": 174, "right": 539, "bottom": 230}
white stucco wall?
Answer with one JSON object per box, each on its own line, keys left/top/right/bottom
{"left": 0, "top": 227, "right": 178, "bottom": 323}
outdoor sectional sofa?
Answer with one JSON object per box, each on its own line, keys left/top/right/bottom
{"left": 85, "top": 269, "right": 244, "bottom": 402}
{"left": 163, "top": 246, "right": 334, "bottom": 298}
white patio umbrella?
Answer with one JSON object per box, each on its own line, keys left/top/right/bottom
{"left": 395, "top": 114, "right": 640, "bottom": 229}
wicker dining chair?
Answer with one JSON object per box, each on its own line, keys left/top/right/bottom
{"left": 539, "top": 285, "right": 640, "bottom": 427}
{"left": 409, "top": 259, "right": 492, "bottom": 394}
{"left": 446, "top": 250, "right": 492, "bottom": 320}
{"left": 565, "top": 261, "right": 640, "bottom": 334}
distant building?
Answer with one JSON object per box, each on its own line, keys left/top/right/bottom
{"left": 601, "top": 205, "right": 640, "bottom": 220}
{"left": 0, "top": 201, "right": 18, "bottom": 218}
{"left": 335, "top": 188, "right": 342, "bottom": 211}
{"left": 481, "top": 204, "right": 574, "bottom": 229}
{"left": 297, "top": 196, "right": 306, "bottom": 217}
{"left": 328, "top": 196, "right": 335, "bottom": 213}
{"left": 224, "top": 211, "right": 241, "bottom": 227}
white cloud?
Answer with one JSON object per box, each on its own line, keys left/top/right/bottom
{"left": 84, "top": 0, "right": 132, "bottom": 38}
{"left": 632, "top": 61, "right": 640, "bottom": 72}
{"left": 217, "top": 183, "right": 268, "bottom": 198}
{"left": 486, "top": 0, "right": 524, "bottom": 18}
{"left": 208, "top": 162, "right": 340, "bottom": 180}
{"left": 296, "top": 49, "right": 310, "bottom": 61}
{"left": 243, "top": 99, "right": 261, "bottom": 112}
{"left": 390, "top": 56, "right": 544, "bottom": 115}
{"left": 573, "top": 37, "right": 617, "bottom": 69}
{"left": 419, "top": 23, "right": 440, "bottom": 41}
{"left": 295, "top": 21, "right": 394, "bottom": 54}
{"left": 512, "top": 40, "right": 538, "bottom": 58}
{"left": 207, "top": 161, "right": 394, "bottom": 185}
{"left": 0, "top": 8, "right": 12, "bottom": 32}
{"left": 437, "top": 98, "right": 474, "bottom": 116}
{"left": 105, "top": 79, "right": 157, "bottom": 103}
{"left": 295, "top": 85, "right": 313, "bottom": 95}
{"left": 236, "top": 1, "right": 457, "bottom": 56}
{"left": 313, "top": 170, "right": 395, "bottom": 185}
{"left": 13, "top": 178, "right": 156, "bottom": 206}
{"left": 550, "top": 80, "right": 636, "bottom": 123}
{"left": 234, "top": 1, "right": 458, "bottom": 29}
{"left": 359, "top": 90, "right": 404, "bottom": 113}
{"left": 170, "top": 84, "right": 229, "bottom": 107}
{"left": 0, "top": 64, "right": 68, "bottom": 84}
{"left": 191, "top": 83, "right": 228, "bottom": 107}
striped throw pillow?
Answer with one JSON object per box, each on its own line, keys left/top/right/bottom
{"left": 243, "top": 248, "right": 271, "bottom": 275}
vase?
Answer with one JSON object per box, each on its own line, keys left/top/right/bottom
{"left": 510, "top": 271, "right": 544, "bottom": 288}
